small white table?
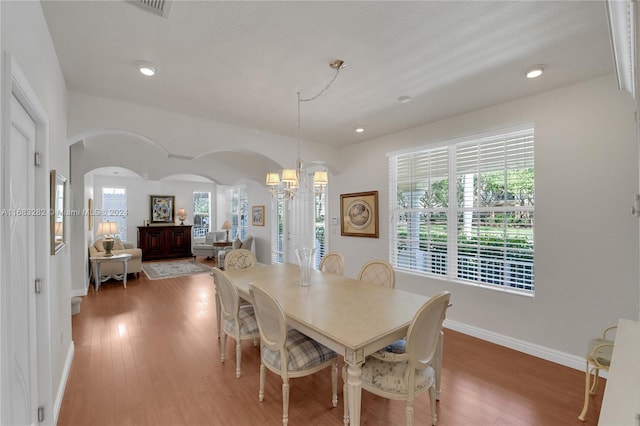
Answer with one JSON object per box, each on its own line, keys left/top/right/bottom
{"left": 89, "top": 253, "right": 132, "bottom": 292}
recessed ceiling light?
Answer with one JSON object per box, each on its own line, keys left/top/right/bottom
{"left": 136, "top": 61, "right": 158, "bottom": 77}
{"left": 355, "top": 127, "right": 365, "bottom": 133}
{"left": 398, "top": 95, "right": 412, "bottom": 104}
{"left": 524, "top": 64, "right": 545, "bottom": 79}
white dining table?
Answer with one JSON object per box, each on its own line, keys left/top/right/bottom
{"left": 223, "top": 263, "right": 439, "bottom": 426}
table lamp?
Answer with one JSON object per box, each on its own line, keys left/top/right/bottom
{"left": 221, "top": 220, "right": 232, "bottom": 241}
{"left": 97, "top": 221, "right": 120, "bottom": 257}
{"left": 177, "top": 208, "right": 186, "bottom": 225}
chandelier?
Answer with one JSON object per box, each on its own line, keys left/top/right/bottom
{"left": 266, "top": 59, "right": 345, "bottom": 200}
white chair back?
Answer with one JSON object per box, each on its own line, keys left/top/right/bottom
{"left": 249, "top": 284, "right": 288, "bottom": 367}
{"left": 319, "top": 252, "right": 345, "bottom": 276}
{"left": 358, "top": 259, "right": 395, "bottom": 288}
{"left": 212, "top": 268, "right": 240, "bottom": 318}
{"left": 224, "top": 248, "right": 257, "bottom": 271}
{"left": 407, "top": 291, "right": 451, "bottom": 371}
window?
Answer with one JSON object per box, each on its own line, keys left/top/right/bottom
{"left": 227, "top": 185, "right": 248, "bottom": 240}
{"left": 271, "top": 195, "right": 285, "bottom": 264}
{"left": 101, "top": 187, "right": 127, "bottom": 241}
{"left": 314, "top": 184, "right": 327, "bottom": 268}
{"left": 193, "top": 192, "right": 211, "bottom": 238}
{"left": 390, "top": 127, "right": 535, "bottom": 293}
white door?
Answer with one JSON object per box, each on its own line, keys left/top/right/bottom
{"left": 3, "top": 92, "right": 38, "bottom": 425}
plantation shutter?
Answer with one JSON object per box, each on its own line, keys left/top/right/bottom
{"left": 390, "top": 147, "right": 449, "bottom": 274}
{"left": 455, "top": 129, "right": 535, "bottom": 290}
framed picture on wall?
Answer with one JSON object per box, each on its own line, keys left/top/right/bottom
{"left": 252, "top": 205, "right": 265, "bottom": 226}
{"left": 340, "top": 190, "right": 379, "bottom": 238}
{"left": 150, "top": 195, "right": 175, "bottom": 224}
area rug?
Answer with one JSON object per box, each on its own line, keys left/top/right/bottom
{"left": 141, "top": 260, "right": 212, "bottom": 280}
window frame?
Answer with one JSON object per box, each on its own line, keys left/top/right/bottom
{"left": 101, "top": 186, "right": 127, "bottom": 241}
{"left": 192, "top": 191, "right": 211, "bottom": 239}
{"left": 389, "top": 126, "right": 535, "bottom": 295}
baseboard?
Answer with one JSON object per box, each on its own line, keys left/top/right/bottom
{"left": 443, "top": 319, "right": 595, "bottom": 375}
{"left": 53, "top": 341, "right": 74, "bottom": 425}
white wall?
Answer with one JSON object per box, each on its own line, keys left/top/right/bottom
{"left": 1, "top": 0, "right": 71, "bottom": 422}
{"left": 330, "top": 74, "right": 639, "bottom": 363}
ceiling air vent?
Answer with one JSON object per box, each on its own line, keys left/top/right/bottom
{"left": 128, "top": 0, "right": 173, "bottom": 18}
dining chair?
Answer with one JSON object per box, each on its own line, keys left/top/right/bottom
{"left": 224, "top": 248, "right": 257, "bottom": 271}
{"left": 343, "top": 291, "right": 451, "bottom": 426}
{"left": 249, "top": 283, "right": 338, "bottom": 426}
{"left": 578, "top": 325, "right": 616, "bottom": 421}
{"left": 319, "top": 252, "right": 345, "bottom": 276}
{"left": 358, "top": 259, "right": 395, "bottom": 288}
{"left": 216, "top": 248, "right": 257, "bottom": 338}
{"left": 212, "top": 267, "right": 260, "bottom": 378}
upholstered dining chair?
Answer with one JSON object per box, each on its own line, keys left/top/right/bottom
{"left": 578, "top": 325, "right": 617, "bottom": 421}
{"left": 211, "top": 268, "right": 260, "bottom": 378}
{"left": 319, "top": 252, "right": 345, "bottom": 276}
{"left": 249, "top": 283, "right": 338, "bottom": 426}
{"left": 224, "top": 248, "right": 257, "bottom": 271}
{"left": 358, "top": 259, "right": 395, "bottom": 288}
{"left": 343, "top": 291, "right": 451, "bottom": 426}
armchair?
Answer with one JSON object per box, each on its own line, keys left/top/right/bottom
{"left": 192, "top": 231, "right": 227, "bottom": 260}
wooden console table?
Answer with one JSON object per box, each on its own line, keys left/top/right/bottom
{"left": 138, "top": 225, "right": 193, "bottom": 261}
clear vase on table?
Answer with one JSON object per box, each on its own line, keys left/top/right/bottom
{"left": 295, "top": 247, "right": 316, "bottom": 287}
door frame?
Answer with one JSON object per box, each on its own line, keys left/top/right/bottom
{"left": 1, "top": 53, "right": 53, "bottom": 424}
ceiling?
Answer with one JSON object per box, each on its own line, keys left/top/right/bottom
{"left": 41, "top": 1, "right": 614, "bottom": 150}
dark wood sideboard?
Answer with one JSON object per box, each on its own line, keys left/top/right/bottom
{"left": 137, "top": 225, "right": 193, "bottom": 261}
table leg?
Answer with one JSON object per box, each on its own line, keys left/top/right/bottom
{"left": 346, "top": 362, "right": 363, "bottom": 426}
{"left": 123, "top": 259, "right": 129, "bottom": 289}
{"left": 94, "top": 261, "right": 101, "bottom": 292}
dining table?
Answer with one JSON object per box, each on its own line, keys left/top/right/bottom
{"left": 223, "top": 262, "right": 441, "bottom": 426}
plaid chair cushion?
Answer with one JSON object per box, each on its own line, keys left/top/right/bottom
{"left": 224, "top": 305, "right": 259, "bottom": 335}
{"left": 261, "top": 328, "right": 336, "bottom": 371}
{"left": 361, "top": 356, "right": 434, "bottom": 394}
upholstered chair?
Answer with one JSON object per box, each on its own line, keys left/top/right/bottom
{"left": 249, "top": 283, "right": 338, "bottom": 426}
{"left": 344, "top": 291, "right": 451, "bottom": 426}
{"left": 319, "top": 252, "right": 344, "bottom": 276}
{"left": 212, "top": 268, "right": 260, "bottom": 378}
{"left": 358, "top": 259, "right": 395, "bottom": 288}
{"left": 578, "top": 326, "right": 617, "bottom": 421}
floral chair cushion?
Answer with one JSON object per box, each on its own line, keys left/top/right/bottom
{"left": 261, "top": 328, "right": 336, "bottom": 372}
{"left": 361, "top": 356, "right": 434, "bottom": 395}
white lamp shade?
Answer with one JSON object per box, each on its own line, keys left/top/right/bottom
{"left": 314, "top": 170, "right": 328, "bottom": 186}
{"left": 266, "top": 173, "right": 281, "bottom": 186}
{"left": 281, "top": 169, "right": 298, "bottom": 184}
{"left": 221, "top": 220, "right": 232, "bottom": 230}
{"left": 178, "top": 208, "right": 186, "bottom": 218}
{"left": 97, "top": 221, "right": 119, "bottom": 237}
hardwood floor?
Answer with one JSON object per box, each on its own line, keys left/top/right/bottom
{"left": 58, "top": 259, "right": 604, "bottom": 425}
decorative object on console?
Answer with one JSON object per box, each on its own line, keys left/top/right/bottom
{"left": 221, "top": 220, "right": 232, "bottom": 241}
{"left": 340, "top": 190, "right": 379, "bottom": 238}
{"left": 150, "top": 195, "right": 175, "bottom": 224}
{"left": 97, "top": 221, "right": 120, "bottom": 257}
{"left": 266, "top": 59, "right": 344, "bottom": 200}
{"left": 177, "top": 208, "right": 186, "bottom": 225}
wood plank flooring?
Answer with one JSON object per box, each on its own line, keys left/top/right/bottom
{"left": 58, "top": 259, "right": 604, "bottom": 425}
